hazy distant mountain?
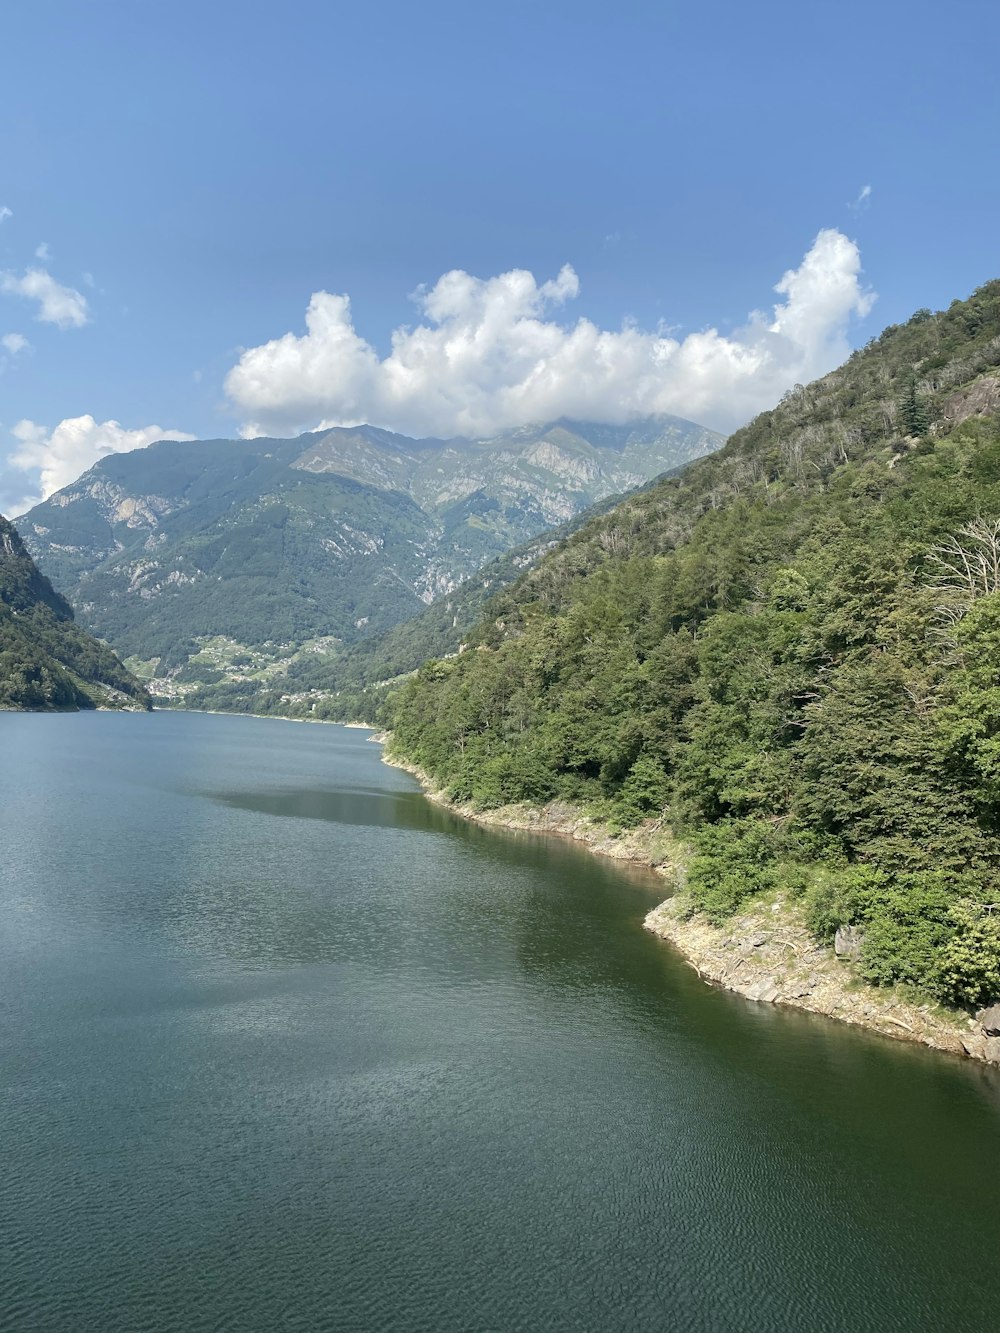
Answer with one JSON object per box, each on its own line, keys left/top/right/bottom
{"left": 20, "top": 415, "right": 722, "bottom": 689}
{"left": 0, "top": 515, "right": 149, "bottom": 711}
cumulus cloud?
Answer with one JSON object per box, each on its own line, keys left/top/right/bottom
{"left": 6, "top": 415, "right": 195, "bottom": 512}
{"left": 0, "top": 267, "right": 89, "bottom": 328}
{"left": 34, "top": 241, "right": 51, "bottom": 261}
{"left": 225, "top": 229, "right": 875, "bottom": 440}
{"left": 0, "top": 206, "right": 11, "bottom": 224}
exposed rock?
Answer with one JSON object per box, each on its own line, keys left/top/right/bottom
{"left": 965, "top": 1033, "right": 1000, "bottom": 1062}
{"left": 941, "top": 370, "right": 1000, "bottom": 427}
{"left": 975, "top": 1003, "right": 1000, "bottom": 1035}
{"left": 783, "top": 983, "right": 812, "bottom": 999}
{"left": 738, "top": 932, "right": 768, "bottom": 953}
{"left": 834, "top": 924, "right": 864, "bottom": 960}
{"left": 742, "top": 979, "right": 780, "bottom": 1003}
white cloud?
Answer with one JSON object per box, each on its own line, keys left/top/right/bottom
{"left": 0, "top": 331, "right": 30, "bottom": 377}
{"left": 0, "top": 206, "right": 11, "bottom": 225}
{"left": 34, "top": 241, "right": 51, "bottom": 261}
{"left": 7, "top": 415, "right": 195, "bottom": 511}
{"left": 849, "top": 184, "right": 872, "bottom": 213}
{"left": 0, "top": 267, "right": 89, "bottom": 328}
{"left": 225, "top": 229, "right": 876, "bottom": 439}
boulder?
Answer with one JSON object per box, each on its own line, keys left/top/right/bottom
{"left": 737, "top": 932, "right": 768, "bottom": 953}
{"left": 783, "top": 982, "right": 812, "bottom": 999}
{"left": 975, "top": 1003, "right": 1000, "bottom": 1035}
{"left": 961, "top": 1036, "right": 987, "bottom": 1060}
{"left": 986, "top": 1037, "right": 1000, "bottom": 1065}
{"left": 834, "top": 924, "right": 864, "bottom": 960}
{"left": 744, "top": 979, "right": 780, "bottom": 1003}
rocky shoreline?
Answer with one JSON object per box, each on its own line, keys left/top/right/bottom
{"left": 643, "top": 895, "right": 1000, "bottom": 1062}
{"left": 380, "top": 739, "right": 1000, "bottom": 1069}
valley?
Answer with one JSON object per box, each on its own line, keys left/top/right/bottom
{"left": 19, "top": 415, "right": 720, "bottom": 708}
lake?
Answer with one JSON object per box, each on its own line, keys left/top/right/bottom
{"left": 2, "top": 710, "right": 999, "bottom": 1332}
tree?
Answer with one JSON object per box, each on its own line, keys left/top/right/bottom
{"left": 901, "top": 379, "right": 930, "bottom": 438}
{"left": 938, "top": 900, "right": 1000, "bottom": 1006}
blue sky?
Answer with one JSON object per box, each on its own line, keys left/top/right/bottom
{"left": 1, "top": 0, "right": 998, "bottom": 513}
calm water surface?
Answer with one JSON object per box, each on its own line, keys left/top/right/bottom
{"left": 2, "top": 711, "right": 1000, "bottom": 1332}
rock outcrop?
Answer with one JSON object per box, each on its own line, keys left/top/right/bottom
{"left": 644, "top": 896, "right": 994, "bottom": 1064}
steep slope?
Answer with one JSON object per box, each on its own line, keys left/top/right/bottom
{"left": 176, "top": 488, "right": 633, "bottom": 720}
{"left": 21, "top": 415, "right": 721, "bottom": 688}
{"left": 0, "top": 516, "right": 149, "bottom": 711}
{"left": 388, "top": 281, "right": 1000, "bottom": 1012}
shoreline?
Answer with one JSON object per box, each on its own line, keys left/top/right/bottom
{"left": 380, "top": 741, "right": 999, "bottom": 1068}
{"left": 152, "top": 705, "right": 373, "bottom": 728}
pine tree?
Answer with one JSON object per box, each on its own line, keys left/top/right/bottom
{"left": 901, "top": 380, "right": 930, "bottom": 437}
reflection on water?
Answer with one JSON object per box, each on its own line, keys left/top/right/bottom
{"left": 2, "top": 710, "right": 1000, "bottom": 1333}
{"left": 209, "top": 783, "right": 462, "bottom": 831}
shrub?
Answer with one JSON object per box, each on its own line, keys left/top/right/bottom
{"left": 468, "top": 750, "right": 558, "bottom": 809}
{"left": 615, "top": 753, "right": 671, "bottom": 822}
{"left": 938, "top": 900, "right": 1000, "bottom": 1007}
{"left": 685, "top": 818, "right": 787, "bottom": 924}
{"left": 852, "top": 875, "right": 956, "bottom": 990}
{"left": 802, "top": 865, "right": 892, "bottom": 941}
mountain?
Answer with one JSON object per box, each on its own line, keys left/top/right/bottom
{"left": 0, "top": 516, "right": 149, "bottom": 711}
{"left": 174, "top": 488, "right": 632, "bottom": 721}
{"left": 387, "top": 281, "right": 1000, "bottom": 1010}
{"left": 20, "top": 415, "right": 721, "bottom": 693}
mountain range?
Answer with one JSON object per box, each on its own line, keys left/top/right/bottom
{"left": 19, "top": 415, "right": 721, "bottom": 693}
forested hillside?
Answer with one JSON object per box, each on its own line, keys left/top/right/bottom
{"left": 388, "top": 282, "right": 1000, "bottom": 1009}
{"left": 177, "top": 489, "right": 629, "bottom": 721}
{"left": 0, "top": 517, "right": 149, "bottom": 711}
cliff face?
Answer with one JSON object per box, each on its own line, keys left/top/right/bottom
{"left": 0, "top": 515, "right": 149, "bottom": 711}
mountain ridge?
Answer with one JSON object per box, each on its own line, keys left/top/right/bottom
{"left": 20, "top": 413, "right": 722, "bottom": 688}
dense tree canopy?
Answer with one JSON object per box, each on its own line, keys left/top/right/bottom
{"left": 0, "top": 517, "right": 149, "bottom": 711}
{"left": 386, "top": 282, "right": 1000, "bottom": 1008}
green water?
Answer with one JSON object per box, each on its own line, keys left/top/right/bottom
{"left": 2, "top": 711, "right": 999, "bottom": 1332}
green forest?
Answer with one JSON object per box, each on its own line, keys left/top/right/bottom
{"left": 175, "top": 493, "right": 629, "bottom": 722}
{"left": 386, "top": 283, "right": 1000, "bottom": 1010}
{"left": 0, "top": 517, "right": 149, "bottom": 711}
